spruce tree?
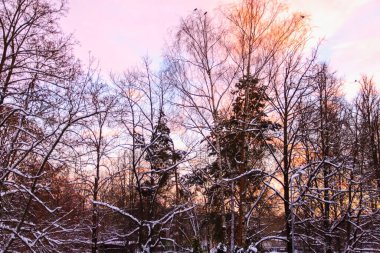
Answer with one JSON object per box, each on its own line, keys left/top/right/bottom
{"left": 208, "top": 76, "right": 277, "bottom": 248}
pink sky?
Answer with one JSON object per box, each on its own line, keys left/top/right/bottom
{"left": 62, "top": 0, "right": 379, "bottom": 98}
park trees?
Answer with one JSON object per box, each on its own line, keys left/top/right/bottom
{"left": 1, "top": 0, "right": 380, "bottom": 252}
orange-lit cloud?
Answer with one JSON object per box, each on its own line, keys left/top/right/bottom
{"left": 287, "top": 0, "right": 379, "bottom": 98}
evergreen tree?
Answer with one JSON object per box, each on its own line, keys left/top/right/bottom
{"left": 139, "top": 110, "right": 182, "bottom": 251}
{"left": 207, "top": 76, "right": 277, "bottom": 248}
{"left": 141, "top": 110, "right": 177, "bottom": 215}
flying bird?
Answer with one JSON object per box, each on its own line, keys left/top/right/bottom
{"left": 194, "top": 8, "right": 197, "bottom": 11}
{"left": 204, "top": 11, "right": 207, "bottom": 15}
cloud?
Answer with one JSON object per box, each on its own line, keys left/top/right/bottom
{"left": 287, "top": 0, "right": 370, "bottom": 38}
{"left": 285, "top": 0, "right": 379, "bottom": 97}
{"left": 62, "top": 0, "right": 379, "bottom": 97}
{"left": 62, "top": 0, "right": 229, "bottom": 73}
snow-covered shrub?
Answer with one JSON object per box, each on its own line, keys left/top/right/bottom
{"left": 234, "top": 246, "right": 244, "bottom": 253}
{"left": 246, "top": 244, "right": 258, "bottom": 253}
{"left": 216, "top": 243, "right": 227, "bottom": 253}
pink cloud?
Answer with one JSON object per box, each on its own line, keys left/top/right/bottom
{"left": 62, "top": 0, "right": 229, "bottom": 73}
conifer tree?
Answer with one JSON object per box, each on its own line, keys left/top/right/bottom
{"left": 143, "top": 110, "right": 180, "bottom": 212}
{"left": 208, "top": 76, "right": 276, "bottom": 248}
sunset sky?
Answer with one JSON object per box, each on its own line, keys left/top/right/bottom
{"left": 62, "top": 0, "right": 380, "bottom": 98}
